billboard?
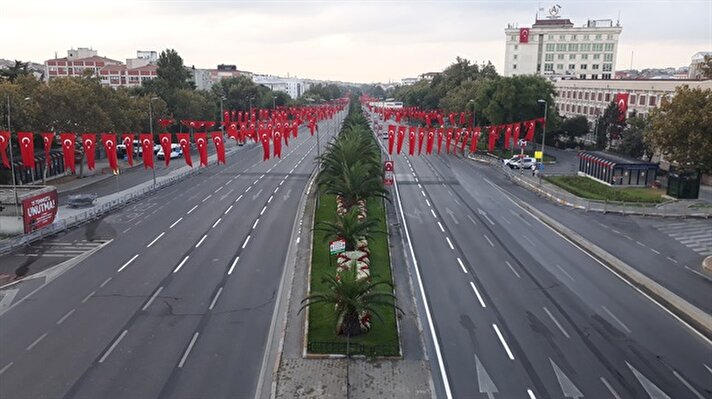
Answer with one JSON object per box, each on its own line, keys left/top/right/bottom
{"left": 22, "top": 189, "right": 58, "bottom": 233}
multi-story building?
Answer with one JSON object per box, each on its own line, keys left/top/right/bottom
{"left": 252, "top": 75, "right": 311, "bottom": 99}
{"left": 45, "top": 48, "right": 158, "bottom": 88}
{"left": 689, "top": 51, "right": 712, "bottom": 79}
{"left": 193, "top": 64, "right": 251, "bottom": 91}
{"left": 45, "top": 48, "right": 122, "bottom": 80}
{"left": 98, "top": 64, "right": 158, "bottom": 89}
{"left": 504, "top": 6, "right": 622, "bottom": 80}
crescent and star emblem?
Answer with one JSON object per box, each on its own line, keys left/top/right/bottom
{"left": 63, "top": 139, "right": 72, "bottom": 147}
{"left": 21, "top": 137, "right": 30, "bottom": 146}
{"left": 180, "top": 139, "right": 187, "bottom": 145}
{"left": 85, "top": 140, "right": 92, "bottom": 147}
{"left": 106, "top": 140, "right": 114, "bottom": 148}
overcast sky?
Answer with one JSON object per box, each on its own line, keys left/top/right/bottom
{"left": 1, "top": 0, "right": 710, "bottom": 83}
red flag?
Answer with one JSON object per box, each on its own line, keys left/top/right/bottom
{"left": 417, "top": 127, "right": 426, "bottom": 155}
{"left": 60, "top": 133, "right": 76, "bottom": 173}
{"left": 470, "top": 127, "right": 481, "bottom": 153}
{"left": 101, "top": 134, "right": 118, "bottom": 171}
{"left": 460, "top": 129, "right": 469, "bottom": 154}
{"left": 260, "top": 130, "right": 271, "bottom": 161}
{"left": 504, "top": 124, "right": 512, "bottom": 150}
{"left": 445, "top": 129, "right": 453, "bottom": 154}
{"left": 615, "top": 93, "right": 629, "bottom": 123}
{"left": 122, "top": 134, "right": 134, "bottom": 166}
{"left": 273, "top": 128, "right": 282, "bottom": 158}
{"left": 177, "top": 133, "right": 193, "bottom": 167}
{"left": 460, "top": 112, "right": 466, "bottom": 126}
{"left": 41, "top": 132, "right": 54, "bottom": 165}
{"left": 437, "top": 128, "right": 444, "bottom": 154}
{"left": 426, "top": 128, "right": 435, "bottom": 155}
{"left": 519, "top": 28, "right": 530, "bottom": 43}
{"left": 139, "top": 133, "right": 154, "bottom": 169}
{"left": 453, "top": 129, "right": 462, "bottom": 153}
{"left": 223, "top": 111, "right": 230, "bottom": 125}
{"left": 211, "top": 132, "right": 226, "bottom": 164}
{"left": 159, "top": 133, "right": 172, "bottom": 166}
{"left": 387, "top": 125, "right": 395, "bottom": 155}
{"left": 158, "top": 119, "right": 174, "bottom": 130}
{"left": 513, "top": 123, "right": 522, "bottom": 146}
{"left": 194, "top": 132, "right": 208, "bottom": 166}
{"left": 18, "top": 132, "right": 35, "bottom": 169}
{"left": 524, "top": 120, "right": 536, "bottom": 142}
{"left": 396, "top": 126, "right": 406, "bottom": 154}
{"left": 0, "top": 131, "right": 10, "bottom": 168}
{"left": 488, "top": 126, "right": 499, "bottom": 153}
{"left": 408, "top": 127, "right": 416, "bottom": 156}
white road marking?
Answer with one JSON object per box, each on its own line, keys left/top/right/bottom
{"left": 99, "top": 330, "right": 128, "bottom": 363}
{"left": 672, "top": 370, "right": 705, "bottom": 399}
{"left": 425, "top": 199, "right": 431, "bottom": 207}
{"left": 245, "top": 186, "right": 252, "bottom": 192}
{"left": 236, "top": 194, "right": 243, "bottom": 202}
{"left": 467, "top": 215, "right": 477, "bottom": 225}
{"left": 505, "top": 261, "right": 521, "bottom": 278}
{"left": 228, "top": 256, "right": 239, "bottom": 275}
{"left": 215, "top": 186, "right": 223, "bottom": 193}
{"left": 650, "top": 248, "right": 660, "bottom": 254}
{"left": 483, "top": 235, "right": 495, "bottom": 247}
{"left": 601, "top": 305, "right": 632, "bottom": 334}
{"left": 147, "top": 232, "right": 165, "bottom": 248}
{"left": 142, "top": 286, "right": 164, "bottom": 311}
{"left": 430, "top": 209, "right": 437, "bottom": 218}
{"left": 445, "top": 237, "right": 454, "bottom": 250}
{"left": 636, "top": 241, "right": 646, "bottom": 247}
{"left": 273, "top": 187, "right": 279, "bottom": 193}
{"left": 260, "top": 206, "right": 267, "bottom": 215}
{"left": 523, "top": 235, "right": 535, "bottom": 246}
{"left": 418, "top": 183, "right": 422, "bottom": 189}
{"left": 626, "top": 362, "right": 671, "bottom": 399}
{"left": 0, "top": 362, "right": 13, "bottom": 376}
{"left": 268, "top": 195, "right": 274, "bottom": 203}
{"left": 242, "top": 235, "right": 251, "bottom": 249}
{"left": 195, "top": 234, "right": 208, "bottom": 248}
{"left": 600, "top": 377, "right": 621, "bottom": 399}
{"left": 169, "top": 217, "right": 183, "bottom": 229}
{"left": 253, "top": 219, "right": 260, "bottom": 229}
{"left": 178, "top": 332, "right": 200, "bottom": 368}
{"left": 57, "top": 308, "right": 76, "bottom": 325}
{"left": 187, "top": 205, "right": 198, "bottom": 214}
{"left": 81, "top": 291, "right": 95, "bottom": 303}
{"left": 212, "top": 218, "right": 222, "bottom": 228}
{"left": 492, "top": 324, "right": 515, "bottom": 360}
{"left": 174, "top": 256, "right": 190, "bottom": 273}
{"left": 118, "top": 254, "right": 139, "bottom": 272}
{"left": 666, "top": 256, "right": 678, "bottom": 264}
{"left": 99, "top": 277, "right": 112, "bottom": 288}
{"left": 555, "top": 264, "right": 575, "bottom": 281}
{"left": 224, "top": 205, "right": 233, "bottom": 214}
{"left": 421, "top": 190, "right": 426, "bottom": 197}
{"left": 437, "top": 222, "right": 445, "bottom": 232}
{"left": 470, "top": 282, "right": 486, "bottom": 307}
{"left": 26, "top": 332, "right": 48, "bottom": 351}
{"left": 684, "top": 265, "right": 712, "bottom": 282}
{"left": 208, "top": 287, "right": 223, "bottom": 310}
{"left": 202, "top": 194, "right": 212, "bottom": 202}
{"left": 527, "top": 389, "right": 536, "bottom": 399}
{"left": 501, "top": 216, "right": 512, "bottom": 224}
{"left": 457, "top": 258, "right": 468, "bottom": 274}
{"left": 543, "top": 307, "right": 570, "bottom": 338}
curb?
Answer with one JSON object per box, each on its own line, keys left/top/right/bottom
{"left": 513, "top": 196, "right": 712, "bottom": 341}
{"left": 703, "top": 256, "right": 712, "bottom": 275}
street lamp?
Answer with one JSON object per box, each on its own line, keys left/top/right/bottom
{"left": 5, "top": 93, "right": 19, "bottom": 216}
{"left": 537, "top": 99, "right": 548, "bottom": 184}
{"left": 219, "top": 96, "right": 226, "bottom": 135}
{"left": 148, "top": 96, "right": 159, "bottom": 187}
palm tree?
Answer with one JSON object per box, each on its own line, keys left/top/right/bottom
{"left": 320, "top": 161, "right": 389, "bottom": 210}
{"left": 0, "top": 60, "right": 31, "bottom": 83}
{"left": 299, "top": 263, "right": 400, "bottom": 336}
{"left": 314, "top": 207, "right": 380, "bottom": 251}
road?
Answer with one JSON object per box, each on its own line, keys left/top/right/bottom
{"left": 0, "top": 114, "right": 342, "bottom": 399}
{"left": 378, "top": 130, "right": 712, "bottom": 397}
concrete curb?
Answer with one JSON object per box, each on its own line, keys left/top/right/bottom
{"left": 514, "top": 197, "right": 712, "bottom": 340}
{"left": 703, "top": 256, "right": 712, "bottom": 275}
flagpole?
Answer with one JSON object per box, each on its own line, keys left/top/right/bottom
{"left": 148, "top": 97, "right": 158, "bottom": 187}
{"left": 6, "top": 94, "right": 19, "bottom": 216}
{"left": 537, "top": 99, "right": 548, "bottom": 185}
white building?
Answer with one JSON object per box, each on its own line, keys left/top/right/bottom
{"left": 400, "top": 77, "right": 418, "bottom": 86}
{"left": 689, "top": 51, "right": 712, "bottom": 79}
{"left": 192, "top": 64, "right": 250, "bottom": 91}
{"left": 252, "top": 75, "right": 310, "bottom": 99}
{"left": 504, "top": 6, "right": 622, "bottom": 80}
{"left": 45, "top": 48, "right": 158, "bottom": 88}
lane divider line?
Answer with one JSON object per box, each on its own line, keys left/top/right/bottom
{"left": 228, "top": 256, "right": 239, "bottom": 275}
{"left": 242, "top": 235, "right": 251, "bottom": 249}
{"left": 178, "top": 332, "right": 199, "bottom": 368}
{"left": 169, "top": 217, "right": 183, "bottom": 229}
{"left": 208, "top": 287, "right": 223, "bottom": 310}
{"left": 195, "top": 234, "right": 208, "bottom": 248}
{"left": 118, "top": 254, "right": 139, "bottom": 272}
{"left": 492, "top": 324, "right": 515, "bottom": 360}
{"left": 212, "top": 218, "right": 222, "bottom": 228}
{"left": 202, "top": 194, "right": 212, "bottom": 202}
{"left": 187, "top": 205, "right": 198, "bottom": 214}
{"left": 457, "top": 258, "right": 468, "bottom": 274}
{"left": 147, "top": 232, "right": 165, "bottom": 248}
{"left": 56, "top": 308, "right": 76, "bottom": 325}
{"left": 99, "top": 330, "right": 128, "bottom": 363}
{"left": 224, "top": 205, "right": 233, "bottom": 215}
{"left": 173, "top": 256, "right": 189, "bottom": 273}
{"left": 543, "top": 306, "right": 571, "bottom": 339}
{"left": 445, "top": 237, "right": 454, "bottom": 250}
{"left": 25, "top": 332, "right": 48, "bottom": 351}
{"left": 81, "top": 291, "right": 95, "bottom": 304}
{"left": 470, "top": 282, "right": 486, "bottom": 307}
{"left": 142, "top": 286, "right": 164, "bottom": 311}
{"left": 253, "top": 219, "right": 260, "bottom": 229}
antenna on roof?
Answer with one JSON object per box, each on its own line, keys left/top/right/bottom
{"left": 617, "top": 10, "right": 621, "bottom": 26}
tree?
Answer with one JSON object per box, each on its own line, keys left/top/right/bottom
{"left": 0, "top": 60, "right": 31, "bottom": 83}
{"left": 595, "top": 101, "right": 623, "bottom": 150}
{"left": 314, "top": 208, "right": 381, "bottom": 251}
{"left": 299, "top": 263, "right": 399, "bottom": 336}
{"left": 647, "top": 86, "right": 712, "bottom": 172}
{"left": 558, "top": 116, "right": 589, "bottom": 147}
{"left": 616, "top": 115, "right": 652, "bottom": 160}
{"left": 156, "top": 49, "right": 192, "bottom": 91}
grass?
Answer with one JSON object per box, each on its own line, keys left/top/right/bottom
{"left": 545, "top": 176, "right": 665, "bottom": 203}
{"left": 306, "top": 193, "right": 400, "bottom": 357}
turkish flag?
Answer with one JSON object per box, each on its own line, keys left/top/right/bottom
{"left": 460, "top": 112, "right": 466, "bottom": 127}
{"left": 407, "top": 127, "right": 416, "bottom": 156}
{"left": 396, "top": 125, "right": 406, "bottom": 155}
{"left": 488, "top": 126, "right": 499, "bottom": 153}
{"left": 60, "top": 133, "right": 76, "bottom": 173}
{"left": 0, "top": 131, "right": 9, "bottom": 168}
{"left": 292, "top": 121, "right": 299, "bottom": 138}
{"left": 445, "top": 129, "right": 453, "bottom": 154}
{"left": 453, "top": 129, "right": 462, "bottom": 153}
{"left": 101, "top": 134, "right": 119, "bottom": 171}
{"left": 437, "top": 128, "right": 444, "bottom": 154}
{"left": 18, "top": 132, "right": 35, "bottom": 169}
{"left": 504, "top": 124, "right": 512, "bottom": 150}
{"left": 211, "top": 132, "right": 226, "bottom": 164}
{"left": 41, "top": 132, "right": 54, "bottom": 165}
{"left": 615, "top": 93, "right": 629, "bottom": 122}
{"left": 426, "top": 128, "right": 435, "bottom": 155}
{"left": 519, "top": 28, "right": 530, "bottom": 43}
{"left": 470, "top": 127, "right": 481, "bottom": 153}
{"left": 448, "top": 113, "right": 455, "bottom": 126}
{"left": 273, "top": 129, "right": 282, "bottom": 158}
{"left": 195, "top": 132, "right": 208, "bottom": 166}
{"left": 227, "top": 123, "right": 238, "bottom": 141}
{"left": 387, "top": 125, "right": 395, "bottom": 155}
{"left": 524, "top": 120, "right": 536, "bottom": 142}
{"left": 139, "top": 133, "right": 154, "bottom": 169}
{"left": 121, "top": 134, "right": 134, "bottom": 166}
{"left": 177, "top": 133, "right": 193, "bottom": 167}
{"left": 460, "top": 129, "right": 469, "bottom": 154}
{"left": 513, "top": 123, "right": 522, "bottom": 146}
{"left": 159, "top": 133, "right": 172, "bottom": 166}
{"left": 223, "top": 111, "right": 230, "bottom": 125}
{"left": 260, "top": 130, "right": 271, "bottom": 161}
{"left": 417, "top": 127, "right": 426, "bottom": 155}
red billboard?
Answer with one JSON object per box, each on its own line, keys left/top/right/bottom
{"left": 22, "top": 189, "right": 58, "bottom": 233}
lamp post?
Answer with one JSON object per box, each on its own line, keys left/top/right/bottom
{"left": 219, "top": 96, "right": 226, "bottom": 135}
{"left": 5, "top": 94, "right": 19, "bottom": 216}
{"left": 537, "top": 99, "right": 548, "bottom": 184}
{"left": 148, "top": 97, "right": 159, "bottom": 187}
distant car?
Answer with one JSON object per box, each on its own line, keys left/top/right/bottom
{"left": 511, "top": 157, "right": 536, "bottom": 169}
{"left": 503, "top": 156, "right": 521, "bottom": 167}
{"left": 157, "top": 144, "right": 182, "bottom": 160}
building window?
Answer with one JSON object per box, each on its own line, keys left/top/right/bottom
{"left": 566, "top": 104, "right": 571, "bottom": 111}
{"left": 583, "top": 34, "right": 590, "bottom": 40}
{"left": 604, "top": 43, "right": 614, "bottom": 51}
{"left": 592, "top": 43, "right": 604, "bottom": 51}
{"left": 514, "top": 45, "right": 518, "bottom": 50}
{"left": 577, "top": 105, "right": 582, "bottom": 113}
{"left": 556, "top": 44, "right": 567, "bottom": 51}
{"left": 593, "top": 54, "right": 601, "bottom": 60}
{"left": 580, "top": 64, "right": 588, "bottom": 70}
{"left": 513, "top": 54, "right": 518, "bottom": 59}
{"left": 602, "top": 73, "right": 611, "bottom": 79}
{"left": 579, "top": 74, "right": 587, "bottom": 79}
{"left": 568, "top": 64, "right": 576, "bottom": 70}
{"left": 604, "top": 53, "right": 613, "bottom": 62}
{"left": 560, "top": 35, "right": 566, "bottom": 40}
{"left": 569, "top": 54, "right": 576, "bottom": 60}
{"left": 597, "top": 93, "right": 603, "bottom": 101}
{"left": 595, "top": 34, "right": 602, "bottom": 40}
{"left": 568, "top": 44, "right": 579, "bottom": 51}
{"left": 558, "top": 54, "right": 565, "bottom": 60}
{"left": 581, "top": 54, "right": 589, "bottom": 60}
{"left": 571, "top": 34, "right": 577, "bottom": 40}
{"left": 590, "top": 107, "right": 595, "bottom": 115}
{"left": 592, "top": 74, "right": 599, "bottom": 80}
{"left": 584, "top": 106, "right": 588, "bottom": 114}
{"left": 592, "top": 64, "right": 600, "bottom": 70}
{"left": 578, "top": 91, "right": 583, "bottom": 99}
{"left": 639, "top": 95, "right": 646, "bottom": 105}
{"left": 544, "top": 63, "right": 554, "bottom": 71}
{"left": 605, "top": 93, "right": 611, "bottom": 101}
{"left": 513, "top": 64, "right": 517, "bottom": 69}
{"left": 557, "top": 64, "right": 564, "bottom": 70}
{"left": 546, "top": 43, "right": 555, "bottom": 51}
{"left": 584, "top": 92, "right": 590, "bottom": 100}
{"left": 649, "top": 96, "right": 656, "bottom": 106}
{"left": 630, "top": 94, "right": 636, "bottom": 104}
{"left": 602, "top": 63, "right": 612, "bottom": 71}
{"left": 545, "top": 54, "right": 554, "bottom": 61}
{"left": 607, "top": 34, "right": 614, "bottom": 40}
{"left": 581, "top": 43, "right": 591, "bottom": 51}
{"left": 548, "top": 34, "right": 554, "bottom": 40}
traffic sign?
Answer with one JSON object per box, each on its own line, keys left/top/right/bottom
{"left": 329, "top": 239, "right": 346, "bottom": 255}
{"left": 534, "top": 151, "right": 543, "bottom": 160}
{"left": 384, "top": 160, "right": 394, "bottom": 172}
{"left": 384, "top": 171, "right": 394, "bottom": 186}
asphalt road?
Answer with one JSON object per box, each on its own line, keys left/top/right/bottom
{"left": 0, "top": 115, "right": 342, "bottom": 399}
{"left": 373, "top": 124, "right": 712, "bottom": 397}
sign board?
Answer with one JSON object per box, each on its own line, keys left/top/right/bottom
{"left": 22, "top": 189, "right": 58, "bottom": 233}
{"left": 518, "top": 140, "right": 527, "bottom": 148}
{"left": 384, "top": 160, "right": 394, "bottom": 172}
{"left": 384, "top": 171, "right": 394, "bottom": 186}
{"left": 534, "top": 151, "right": 543, "bottom": 160}
{"left": 329, "top": 239, "right": 346, "bottom": 255}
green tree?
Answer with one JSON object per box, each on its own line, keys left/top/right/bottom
{"left": 595, "top": 101, "right": 624, "bottom": 150}
{"left": 647, "top": 86, "right": 712, "bottom": 172}
{"left": 211, "top": 75, "right": 264, "bottom": 112}
{"left": 156, "top": 49, "right": 192, "bottom": 91}
{"left": 172, "top": 89, "right": 217, "bottom": 122}
{"left": 558, "top": 115, "right": 589, "bottom": 147}
{"left": 299, "top": 263, "right": 399, "bottom": 336}
{"left": 314, "top": 208, "right": 381, "bottom": 252}
{"left": 0, "top": 60, "right": 31, "bottom": 83}
{"left": 616, "top": 115, "right": 652, "bottom": 160}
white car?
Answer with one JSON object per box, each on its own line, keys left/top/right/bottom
{"left": 512, "top": 157, "right": 537, "bottom": 169}
{"left": 157, "top": 144, "right": 182, "bottom": 160}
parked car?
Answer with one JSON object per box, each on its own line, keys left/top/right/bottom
{"left": 157, "top": 143, "right": 182, "bottom": 160}
{"left": 503, "top": 156, "right": 521, "bottom": 168}
{"left": 511, "top": 157, "right": 537, "bottom": 169}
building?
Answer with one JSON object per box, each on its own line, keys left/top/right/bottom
{"left": 252, "top": 75, "right": 311, "bottom": 99}
{"left": 400, "top": 77, "right": 418, "bottom": 86}
{"left": 192, "top": 64, "right": 251, "bottom": 91}
{"left": 419, "top": 72, "right": 439, "bottom": 81}
{"left": 689, "top": 51, "right": 712, "bottom": 79}
{"left": 577, "top": 151, "right": 658, "bottom": 187}
{"left": 45, "top": 48, "right": 122, "bottom": 80}
{"left": 98, "top": 64, "right": 158, "bottom": 89}
{"left": 503, "top": 6, "right": 622, "bottom": 79}
{"left": 44, "top": 48, "right": 158, "bottom": 88}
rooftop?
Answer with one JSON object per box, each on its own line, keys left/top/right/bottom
{"left": 580, "top": 151, "right": 658, "bottom": 166}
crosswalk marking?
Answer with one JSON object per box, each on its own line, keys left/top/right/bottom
{"left": 653, "top": 221, "right": 712, "bottom": 256}
{"left": 13, "top": 240, "right": 110, "bottom": 258}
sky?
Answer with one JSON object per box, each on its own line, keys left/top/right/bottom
{"left": 1, "top": 0, "right": 710, "bottom": 83}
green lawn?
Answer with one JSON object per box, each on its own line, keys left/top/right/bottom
{"left": 307, "top": 193, "right": 400, "bottom": 357}
{"left": 545, "top": 176, "right": 665, "bottom": 203}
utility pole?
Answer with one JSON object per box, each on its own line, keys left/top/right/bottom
{"left": 6, "top": 94, "right": 19, "bottom": 216}
{"left": 537, "top": 99, "right": 548, "bottom": 185}
{"left": 148, "top": 97, "right": 158, "bottom": 187}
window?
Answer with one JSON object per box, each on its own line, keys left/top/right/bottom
{"left": 589, "top": 107, "right": 595, "bottom": 115}
{"left": 580, "top": 64, "right": 588, "bottom": 70}
{"left": 513, "top": 54, "right": 518, "bottom": 59}
{"left": 583, "top": 34, "right": 590, "bottom": 40}
{"left": 649, "top": 96, "right": 656, "bottom": 106}
{"left": 592, "top": 74, "right": 598, "bottom": 80}
{"left": 544, "top": 63, "right": 554, "bottom": 71}
{"left": 580, "top": 43, "right": 591, "bottom": 51}
{"left": 568, "top": 64, "right": 576, "bottom": 70}
{"left": 592, "top": 64, "right": 600, "bottom": 70}
{"left": 548, "top": 34, "right": 554, "bottom": 40}
{"left": 604, "top": 43, "right": 614, "bottom": 51}
{"left": 546, "top": 43, "right": 555, "bottom": 51}
{"left": 566, "top": 104, "right": 571, "bottom": 111}
{"left": 579, "top": 74, "right": 587, "bottom": 79}
{"left": 602, "top": 63, "right": 612, "bottom": 71}
{"left": 545, "top": 53, "right": 554, "bottom": 61}
{"left": 514, "top": 45, "right": 519, "bottom": 50}
{"left": 513, "top": 64, "right": 517, "bottom": 69}
{"left": 568, "top": 44, "right": 579, "bottom": 51}
{"left": 581, "top": 54, "right": 589, "bottom": 60}
{"left": 584, "top": 92, "right": 590, "bottom": 100}
{"left": 577, "top": 105, "right": 582, "bottom": 113}
{"left": 584, "top": 106, "right": 588, "bottom": 114}
{"left": 571, "top": 34, "right": 577, "bottom": 40}
{"left": 578, "top": 91, "right": 583, "bottom": 99}
{"left": 604, "top": 53, "right": 613, "bottom": 62}
{"left": 557, "top": 54, "right": 565, "bottom": 60}
{"left": 630, "top": 94, "right": 636, "bottom": 104}
{"left": 639, "top": 95, "right": 646, "bottom": 105}
{"left": 597, "top": 93, "right": 603, "bottom": 101}
{"left": 592, "top": 43, "right": 604, "bottom": 51}
{"left": 605, "top": 93, "right": 611, "bottom": 101}
{"left": 560, "top": 35, "right": 566, "bottom": 40}
{"left": 593, "top": 54, "right": 601, "bottom": 60}
{"left": 602, "top": 73, "right": 611, "bottom": 79}
{"left": 607, "top": 34, "right": 613, "bottom": 40}
{"left": 569, "top": 54, "right": 576, "bottom": 60}
{"left": 556, "top": 44, "right": 567, "bottom": 51}
{"left": 557, "top": 64, "right": 564, "bottom": 70}
{"left": 595, "top": 34, "right": 602, "bottom": 40}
